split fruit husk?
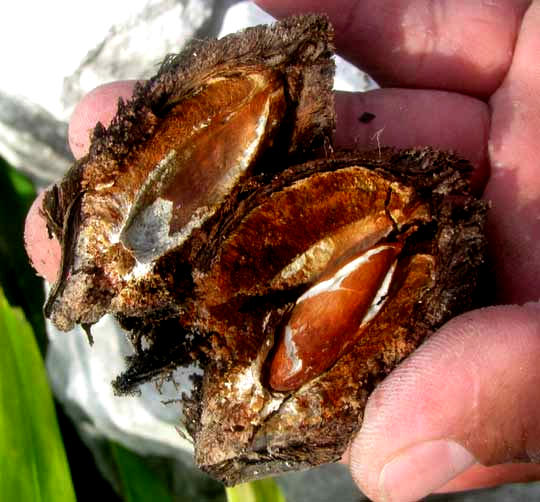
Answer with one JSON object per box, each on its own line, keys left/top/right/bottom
{"left": 41, "top": 14, "right": 488, "bottom": 485}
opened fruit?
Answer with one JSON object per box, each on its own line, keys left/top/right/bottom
{"left": 40, "top": 15, "right": 488, "bottom": 485}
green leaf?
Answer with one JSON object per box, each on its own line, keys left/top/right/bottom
{"left": 226, "top": 479, "right": 286, "bottom": 502}
{"left": 0, "top": 286, "right": 75, "bottom": 502}
{"left": 110, "top": 442, "right": 173, "bottom": 502}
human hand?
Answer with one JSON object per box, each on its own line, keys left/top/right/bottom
{"left": 24, "top": 1, "right": 540, "bottom": 500}
{"left": 252, "top": 0, "right": 540, "bottom": 500}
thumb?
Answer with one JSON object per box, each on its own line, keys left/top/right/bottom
{"left": 348, "top": 304, "right": 540, "bottom": 501}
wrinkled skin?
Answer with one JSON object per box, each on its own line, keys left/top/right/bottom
{"left": 25, "top": 1, "right": 540, "bottom": 500}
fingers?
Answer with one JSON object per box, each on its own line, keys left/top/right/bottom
{"left": 24, "top": 81, "right": 137, "bottom": 282}
{"left": 255, "top": 0, "right": 530, "bottom": 96}
{"left": 437, "top": 463, "right": 540, "bottom": 493}
{"left": 485, "top": 2, "right": 540, "bottom": 304}
{"left": 68, "top": 81, "right": 137, "bottom": 159}
{"left": 346, "top": 304, "right": 540, "bottom": 501}
{"left": 24, "top": 192, "right": 62, "bottom": 284}
{"left": 335, "top": 89, "right": 490, "bottom": 192}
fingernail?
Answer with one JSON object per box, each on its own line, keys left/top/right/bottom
{"left": 379, "top": 440, "right": 475, "bottom": 501}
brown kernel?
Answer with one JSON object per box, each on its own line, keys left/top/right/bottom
{"left": 268, "top": 242, "right": 402, "bottom": 391}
